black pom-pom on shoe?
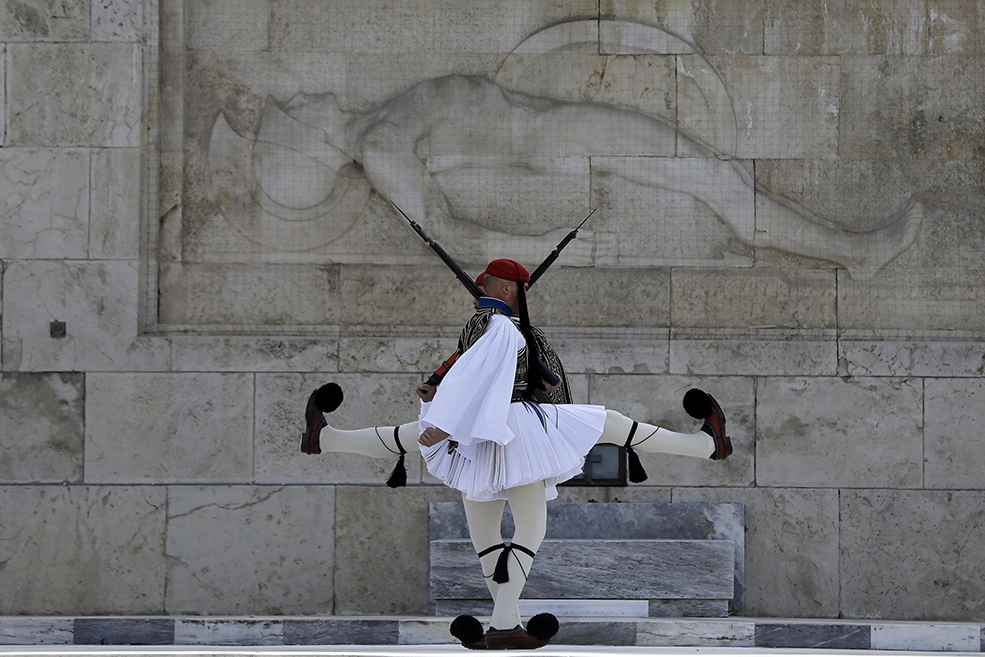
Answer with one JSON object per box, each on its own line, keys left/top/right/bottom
{"left": 450, "top": 615, "right": 486, "bottom": 649}
{"left": 314, "top": 382, "right": 344, "bottom": 414}
{"left": 526, "top": 613, "right": 559, "bottom": 641}
{"left": 682, "top": 388, "right": 712, "bottom": 419}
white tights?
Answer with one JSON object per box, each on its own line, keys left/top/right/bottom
{"left": 598, "top": 409, "right": 713, "bottom": 458}
{"left": 316, "top": 420, "right": 417, "bottom": 459}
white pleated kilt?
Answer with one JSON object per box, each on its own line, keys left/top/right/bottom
{"left": 420, "top": 401, "right": 606, "bottom": 502}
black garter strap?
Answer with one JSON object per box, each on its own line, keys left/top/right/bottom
{"left": 385, "top": 426, "right": 408, "bottom": 489}
{"left": 624, "top": 421, "right": 648, "bottom": 483}
{"left": 478, "top": 542, "right": 536, "bottom": 584}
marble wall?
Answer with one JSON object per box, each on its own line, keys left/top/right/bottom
{"left": 2, "top": 0, "right": 985, "bottom": 624}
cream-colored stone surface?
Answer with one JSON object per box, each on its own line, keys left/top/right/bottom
{"left": 158, "top": 263, "right": 340, "bottom": 326}
{"left": 839, "top": 340, "right": 985, "bottom": 377}
{"left": 174, "top": 619, "right": 282, "bottom": 646}
{"left": 675, "top": 487, "right": 840, "bottom": 618}
{"left": 7, "top": 44, "right": 141, "bottom": 147}
{"left": 337, "top": 265, "right": 475, "bottom": 329}
{"left": 839, "top": 56, "right": 985, "bottom": 160}
{"left": 589, "top": 374, "right": 754, "bottom": 487}
{"left": 166, "top": 485, "right": 335, "bottom": 614}
{"left": 552, "top": 333, "right": 669, "bottom": 375}
{"left": 398, "top": 620, "right": 457, "bottom": 645}
{"left": 254, "top": 373, "right": 423, "bottom": 485}
{"left": 0, "top": 486, "right": 166, "bottom": 614}
{"left": 764, "top": 0, "right": 927, "bottom": 55}
{"left": 699, "top": 55, "right": 840, "bottom": 159}
{"left": 1, "top": 260, "right": 169, "bottom": 372}
{"left": 603, "top": 0, "right": 765, "bottom": 55}
{"left": 671, "top": 269, "right": 837, "bottom": 329}
{"left": 838, "top": 268, "right": 985, "bottom": 332}
{"left": 185, "top": 0, "right": 269, "bottom": 52}
{"left": 85, "top": 373, "right": 254, "bottom": 483}
{"left": 338, "top": 337, "right": 457, "bottom": 374}
{"left": 638, "top": 619, "right": 756, "bottom": 647}
{"left": 90, "top": 148, "right": 140, "bottom": 259}
{"left": 929, "top": 0, "right": 985, "bottom": 54}
{"left": 670, "top": 329, "right": 838, "bottom": 376}
{"left": 924, "top": 379, "right": 985, "bottom": 490}
{"left": 841, "top": 490, "right": 985, "bottom": 621}
{"left": 0, "top": 46, "right": 5, "bottom": 146}
{"left": 0, "top": 0, "right": 90, "bottom": 41}
{"left": 92, "top": 0, "right": 142, "bottom": 42}
{"left": 756, "top": 377, "right": 923, "bottom": 488}
{"left": 172, "top": 336, "right": 339, "bottom": 373}
{"left": 334, "top": 485, "right": 461, "bottom": 615}
{"left": 0, "top": 149, "right": 89, "bottom": 259}
{"left": 0, "top": 373, "right": 84, "bottom": 483}
{"left": 533, "top": 267, "right": 672, "bottom": 328}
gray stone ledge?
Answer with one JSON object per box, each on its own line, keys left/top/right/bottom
{"left": 1, "top": 616, "right": 982, "bottom": 651}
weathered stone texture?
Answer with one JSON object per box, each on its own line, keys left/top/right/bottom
{"left": 840, "top": 340, "right": 985, "bottom": 377}
{"left": 554, "top": 333, "right": 669, "bottom": 375}
{"left": 174, "top": 619, "right": 283, "bottom": 646}
{"left": 841, "top": 490, "right": 985, "bottom": 621}
{"left": 589, "top": 374, "right": 755, "bottom": 487}
{"left": 0, "top": 148, "right": 89, "bottom": 259}
{"left": 90, "top": 148, "right": 140, "bottom": 259}
{"left": 0, "top": 0, "right": 90, "bottom": 41}
{"left": 85, "top": 373, "right": 254, "bottom": 483}
{"left": 0, "top": 373, "right": 84, "bottom": 483}
{"left": 929, "top": 0, "right": 985, "bottom": 55}
{"left": 924, "top": 379, "right": 985, "bottom": 489}
{"left": 756, "top": 377, "right": 922, "bottom": 488}
{"left": 675, "top": 487, "right": 840, "bottom": 618}
{"left": 338, "top": 336, "right": 456, "bottom": 374}
{"left": 638, "top": 619, "right": 755, "bottom": 647}
{"left": 172, "top": 336, "right": 339, "bottom": 373}
{"left": 92, "top": 0, "right": 143, "bottom": 42}
{"left": 7, "top": 44, "right": 141, "bottom": 147}
{"left": 670, "top": 330, "right": 838, "bottom": 376}
{"left": 334, "top": 485, "right": 461, "bottom": 615}
{"left": 2, "top": 260, "right": 169, "bottom": 372}
{"left": 764, "top": 0, "right": 927, "bottom": 55}
{"left": 185, "top": 0, "right": 270, "bottom": 52}
{"left": 166, "top": 486, "right": 335, "bottom": 614}
{"left": 0, "top": 486, "right": 166, "bottom": 615}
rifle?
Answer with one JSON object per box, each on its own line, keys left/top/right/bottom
{"left": 527, "top": 208, "right": 596, "bottom": 287}
{"left": 390, "top": 199, "right": 483, "bottom": 300}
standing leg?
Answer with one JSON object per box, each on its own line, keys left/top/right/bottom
{"left": 488, "top": 482, "right": 547, "bottom": 631}
{"left": 461, "top": 495, "right": 520, "bottom": 627}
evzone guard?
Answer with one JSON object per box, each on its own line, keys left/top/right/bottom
{"left": 299, "top": 207, "right": 732, "bottom": 650}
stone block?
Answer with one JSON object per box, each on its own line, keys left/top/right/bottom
{"left": 838, "top": 268, "right": 985, "bottom": 333}
{"left": 282, "top": 619, "right": 398, "bottom": 645}
{"left": 637, "top": 618, "right": 755, "bottom": 647}
{"left": 671, "top": 329, "right": 838, "bottom": 376}
{"left": 398, "top": 619, "right": 457, "bottom": 645}
{"left": 0, "top": 373, "right": 84, "bottom": 483}
{"left": 554, "top": 621, "right": 637, "bottom": 646}
{"left": 165, "top": 486, "right": 335, "bottom": 615}
{"left": 269, "top": 0, "right": 433, "bottom": 54}
{"left": 431, "top": 539, "right": 733, "bottom": 600}
{"left": 588, "top": 375, "right": 755, "bottom": 487}
{"left": 0, "top": 0, "right": 90, "bottom": 41}
{"left": 334, "top": 485, "right": 461, "bottom": 615}
{"left": 92, "top": 0, "right": 143, "bottom": 42}
{"left": 0, "top": 618, "right": 73, "bottom": 645}
{"left": 85, "top": 373, "right": 253, "bottom": 483}
{"left": 174, "top": 619, "right": 283, "bottom": 646}
{"left": 755, "top": 622, "right": 870, "bottom": 650}
{"left": 839, "top": 56, "right": 985, "bottom": 160}
{"left": 675, "top": 487, "right": 840, "bottom": 618}
{"left": 695, "top": 55, "right": 840, "bottom": 159}
{"left": 764, "top": 0, "right": 927, "bottom": 55}
{"left": 925, "top": 379, "right": 985, "bottom": 489}
{"left": 672, "top": 269, "right": 837, "bottom": 330}
{"left": 870, "top": 623, "right": 981, "bottom": 652}
{"left": 0, "top": 486, "right": 166, "bottom": 615}
{"left": 90, "top": 148, "right": 140, "bottom": 259}
{"left": 7, "top": 44, "right": 141, "bottom": 148}
{"left": 73, "top": 619, "right": 174, "bottom": 646}
{"left": 757, "top": 377, "right": 922, "bottom": 488}
{"left": 253, "top": 372, "right": 424, "bottom": 485}
{"left": 2, "top": 260, "right": 170, "bottom": 372}
{"left": 602, "top": 0, "right": 765, "bottom": 55}
{"left": 929, "top": 0, "right": 985, "bottom": 54}
{"left": 840, "top": 339, "right": 985, "bottom": 377}
{"left": 338, "top": 337, "right": 457, "bottom": 373}
{"left": 0, "top": 148, "right": 89, "bottom": 259}
{"left": 841, "top": 490, "right": 985, "bottom": 621}
{"left": 158, "top": 263, "right": 340, "bottom": 326}
{"left": 533, "top": 268, "right": 672, "bottom": 328}
{"left": 172, "top": 336, "right": 339, "bottom": 373}
{"left": 551, "top": 332, "right": 669, "bottom": 375}
{"left": 185, "top": 0, "right": 269, "bottom": 52}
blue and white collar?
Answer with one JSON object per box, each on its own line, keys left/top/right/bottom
{"left": 477, "top": 297, "right": 512, "bottom": 316}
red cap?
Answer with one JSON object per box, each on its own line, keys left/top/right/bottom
{"left": 476, "top": 259, "right": 530, "bottom": 287}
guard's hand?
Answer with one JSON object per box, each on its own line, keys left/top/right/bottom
{"left": 417, "top": 383, "right": 436, "bottom": 402}
{"left": 419, "top": 427, "right": 450, "bottom": 447}
{"left": 543, "top": 371, "right": 559, "bottom": 395}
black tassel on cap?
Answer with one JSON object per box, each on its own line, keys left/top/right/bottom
{"left": 386, "top": 427, "right": 408, "bottom": 488}
{"left": 624, "top": 420, "right": 648, "bottom": 483}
